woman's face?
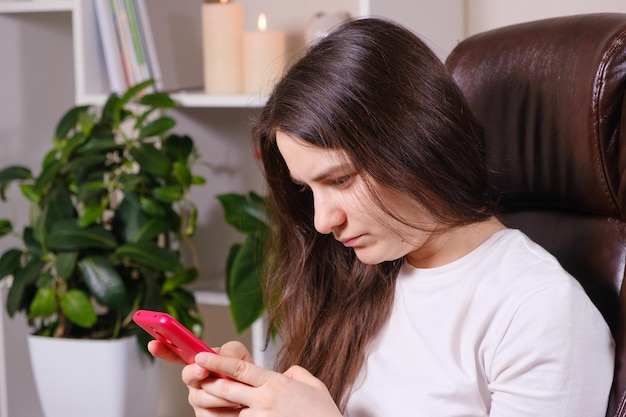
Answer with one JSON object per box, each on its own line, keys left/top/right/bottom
{"left": 276, "top": 131, "right": 442, "bottom": 266}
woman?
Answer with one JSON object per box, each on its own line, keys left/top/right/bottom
{"left": 150, "top": 18, "right": 614, "bottom": 416}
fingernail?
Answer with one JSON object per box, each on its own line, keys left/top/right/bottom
{"left": 195, "top": 352, "right": 210, "bottom": 364}
{"left": 193, "top": 364, "right": 204, "bottom": 377}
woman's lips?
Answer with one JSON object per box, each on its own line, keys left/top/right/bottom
{"left": 341, "top": 235, "right": 363, "bottom": 247}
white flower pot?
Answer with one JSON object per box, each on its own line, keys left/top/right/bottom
{"left": 28, "top": 335, "right": 161, "bottom": 417}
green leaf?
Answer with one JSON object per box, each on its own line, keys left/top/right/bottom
{"left": 78, "top": 204, "right": 104, "bottom": 228}
{"left": 42, "top": 149, "right": 58, "bottom": 169}
{"left": 23, "top": 227, "right": 43, "bottom": 258}
{"left": 163, "top": 134, "right": 194, "bottom": 162}
{"left": 55, "top": 105, "right": 91, "bottom": 140}
{"left": 0, "top": 219, "right": 12, "bottom": 237}
{"left": 161, "top": 268, "right": 198, "bottom": 293}
{"left": 79, "top": 180, "right": 106, "bottom": 192}
{"left": 61, "top": 131, "right": 89, "bottom": 161}
{"left": 114, "top": 196, "right": 168, "bottom": 242}
{"left": 20, "top": 184, "right": 40, "bottom": 204}
{"left": 75, "top": 135, "right": 120, "bottom": 155}
{"left": 129, "top": 143, "right": 172, "bottom": 177}
{"left": 224, "top": 243, "right": 241, "bottom": 299}
{"left": 217, "top": 192, "right": 269, "bottom": 235}
{"left": 164, "top": 286, "right": 198, "bottom": 313}
{"left": 47, "top": 219, "right": 117, "bottom": 251}
{"left": 32, "top": 184, "right": 77, "bottom": 249}
{"left": 138, "top": 116, "right": 176, "bottom": 139}
{"left": 192, "top": 176, "right": 206, "bottom": 186}
{"left": 77, "top": 181, "right": 107, "bottom": 206}
{"left": 0, "top": 248, "right": 22, "bottom": 280}
{"left": 60, "top": 152, "right": 108, "bottom": 177}
{"left": 60, "top": 289, "right": 97, "bottom": 328}
{"left": 0, "top": 166, "right": 32, "bottom": 183}
{"left": 36, "top": 272, "right": 54, "bottom": 287}
{"left": 56, "top": 251, "right": 78, "bottom": 279}
{"left": 80, "top": 255, "right": 129, "bottom": 314}
{"left": 134, "top": 218, "right": 170, "bottom": 242}
{"left": 152, "top": 185, "right": 183, "bottom": 203}
{"left": 139, "top": 92, "right": 176, "bottom": 108}
{"left": 114, "top": 241, "right": 183, "bottom": 273}
{"left": 119, "top": 79, "right": 155, "bottom": 106}
{"left": 33, "top": 159, "right": 61, "bottom": 194}
{"left": 172, "top": 161, "right": 192, "bottom": 188}
{"left": 6, "top": 258, "right": 45, "bottom": 317}
{"left": 140, "top": 197, "right": 166, "bottom": 217}
{"left": 29, "top": 287, "right": 58, "bottom": 318}
{"left": 45, "top": 185, "right": 76, "bottom": 220}
{"left": 116, "top": 172, "right": 148, "bottom": 194}
{"left": 101, "top": 93, "right": 122, "bottom": 126}
{"left": 227, "top": 236, "right": 265, "bottom": 333}
{"left": 34, "top": 186, "right": 78, "bottom": 247}
{"left": 33, "top": 203, "right": 50, "bottom": 246}
{"left": 139, "top": 268, "right": 166, "bottom": 312}
{"left": 77, "top": 109, "right": 97, "bottom": 134}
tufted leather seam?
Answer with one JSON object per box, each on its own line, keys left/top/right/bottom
{"left": 593, "top": 27, "right": 626, "bottom": 219}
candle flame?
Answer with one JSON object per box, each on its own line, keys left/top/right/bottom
{"left": 257, "top": 13, "right": 267, "bottom": 32}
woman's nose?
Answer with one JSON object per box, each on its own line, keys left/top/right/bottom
{"left": 313, "top": 193, "right": 346, "bottom": 235}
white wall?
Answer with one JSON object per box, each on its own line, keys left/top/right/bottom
{"left": 466, "top": 0, "right": 626, "bottom": 36}
{"left": 367, "top": 0, "right": 465, "bottom": 59}
{"left": 0, "top": 12, "right": 75, "bottom": 417}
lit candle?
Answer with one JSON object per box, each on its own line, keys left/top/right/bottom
{"left": 243, "top": 13, "right": 286, "bottom": 95}
{"left": 201, "top": 0, "right": 243, "bottom": 94}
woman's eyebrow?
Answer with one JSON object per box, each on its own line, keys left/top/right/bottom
{"left": 291, "top": 165, "right": 350, "bottom": 185}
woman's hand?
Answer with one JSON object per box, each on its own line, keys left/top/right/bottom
{"left": 185, "top": 342, "right": 342, "bottom": 417}
{"left": 149, "top": 340, "right": 251, "bottom": 416}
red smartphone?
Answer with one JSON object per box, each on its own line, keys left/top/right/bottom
{"left": 133, "top": 309, "right": 217, "bottom": 364}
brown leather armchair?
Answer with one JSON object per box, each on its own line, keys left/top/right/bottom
{"left": 445, "top": 13, "right": 626, "bottom": 417}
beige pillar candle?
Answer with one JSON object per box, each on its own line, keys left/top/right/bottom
{"left": 202, "top": 0, "right": 243, "bottom": 94}
{"left": 243, "top": 13, "right": 286, "bottom": 95}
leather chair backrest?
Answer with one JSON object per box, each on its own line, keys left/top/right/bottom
{"left": 445, "top": 13, "right": 626, "bottom": 416}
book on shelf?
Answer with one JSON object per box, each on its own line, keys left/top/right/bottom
{"left": 95, "top": 0, "right": 204, "bottom": 94}
{"left": 123, "top": 0, "right": 153, "bottom": 84}
{"left": 134, "top": 0, "right": 162, "bottom": 88}
{"left": 112, "top": 0, "right": 138, "bottom": 86}
{"left": 94, "top": 0, "right": 127, "bottom": 93}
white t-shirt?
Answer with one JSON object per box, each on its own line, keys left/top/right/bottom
{"left": 345, "top": 229, "right": 614, "bottom": 417}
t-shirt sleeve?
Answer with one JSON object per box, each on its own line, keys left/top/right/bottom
{"left": 487, "top": 282, "right": 614, "bottom": 417}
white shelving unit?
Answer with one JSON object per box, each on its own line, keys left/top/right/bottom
{"left": 0, "top": 1, "right": 73, "bottom": 13}
{"left": 72, "top": 0, "right": 364, "bottom": 106}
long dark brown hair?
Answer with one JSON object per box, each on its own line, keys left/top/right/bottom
{"left": 254, "top": 18, "right": 494, "bottom": 410}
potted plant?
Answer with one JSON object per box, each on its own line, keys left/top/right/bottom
{"left": 217, "top": 191, "right": 269, "bottom": 333}
{"left": 0, "top": 80, "right": 205, "bottom": 417}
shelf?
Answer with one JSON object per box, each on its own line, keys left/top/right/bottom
{"left": 0, "top": 0, "right": 74, "bottom": 13}
{"left": 172, "top": 91, "right": 267, "bottom": 109}
{"left": 76, "top": 91, "right": 267, "bottom": 109}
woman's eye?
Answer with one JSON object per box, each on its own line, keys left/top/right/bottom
{"left": 332, "top": 175, "right": 353, "bottom": 187}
